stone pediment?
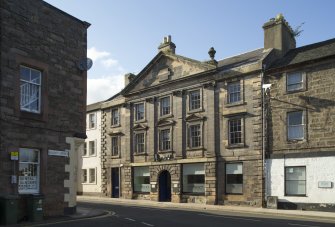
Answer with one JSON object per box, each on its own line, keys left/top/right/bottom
{"left": 133, "top": 123, "right": 148, "bottom": 131}
{"left": 156, "top": 118, "right": 176, "bottom": 127}
{"left": 108, "top": 131, "right": 124, "bottom": 136}
{"left": 185, "top": 113, "right": 206, "bottom": 122}
{"left": 122, "top": 52, "right": 215, "bottom": 95}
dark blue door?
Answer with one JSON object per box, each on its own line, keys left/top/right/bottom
{"left": 112, "top": 168, "right": 119, "bottom": 198}
{"left": 159, "top": 170, "right": 171, "bottom": 202}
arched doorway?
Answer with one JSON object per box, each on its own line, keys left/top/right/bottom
{"left": 158, "top": 170, "right": 171, "bottom": 202}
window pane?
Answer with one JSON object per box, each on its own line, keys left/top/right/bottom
{"left": 18, "top": 148, "right": 40, "bottom": 194}
{"left": 31, "top": 69, "right": 41, "bottom": 84}
{"left": 189, "top": 90, "right": 201, "bottom": 110}
{"left": 112, "top": 109, "right": 119, "bottom": 125}
{"left": 183, "top": 163, "right": 205, "bottom": 193}
{"left": 285, "top": 167, "right": 306, "bottom": 195}
{"left": 226, "top": 163, "right": 243, "bottom": 194}
{"left": 229, "top": 118, "right": 242, "bottom": 144}
{"left": 287, "top": 73, "right": 302, "bottom": 84}
{"left": 20, "top": 66, "right": 41, "bottom": 113}
{"left": 189, "top": 124, "right": 201, "bottom": 148}
{"left": 160, "top": 129, "right": 171, "bottom": 150}
{"left": 286, "top": 181, "right": 306, "bottom": 195}
{"left": 285, "top": 167, "right": 306, "bottom": 180}
{"left": 288, "top": 112, "right": 303, "bottom": 125}
{"left": 288, "top": 111, "right": 304, "bottom": 140}
{"left": 288, "top": 125, "right": 304, "bottom": 139}
{"left": 135, "top": 133, "right": 145, "bottom": 153}
{"left": 227, "top": 82, "right": 241, "bottom": 103}
{"left": 111, "top": 137, "right": 119, "bottom": 156}
{"left": 134, "top": 167, "right": 150, "bottom": 192}
{"left": 160, "top": 97, "right": 170, "bottom": 116}
{"left": 82, "top": 169, "right": 87, "bottom": 183}
{"left": 89, "top": 169, "right": 96, "bottom": 183}
{"left": 135, "top": 103, "right": 144, "bottom": 121}
{"left": 20, "top": 66, "right": 30, "bottom": 81}
{"left": 287, "top": 73, "right": 303, "bottom": 91}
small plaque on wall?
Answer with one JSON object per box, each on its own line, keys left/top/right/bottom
{"left": 318, "top": 181, "right": 332, "bottom": 188}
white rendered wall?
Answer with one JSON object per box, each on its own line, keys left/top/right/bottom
{"left": 266, "top": 156, "right": 335, "bottom": 204}
{"left": 77, "top": 110, "right": 102, "bottom": 195}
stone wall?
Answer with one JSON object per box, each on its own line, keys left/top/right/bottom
{"left": 267, "top": 61, "right": 335, "bottom": 155}
{"left": 0, "top": 0, "right": 88, "bottom": 216}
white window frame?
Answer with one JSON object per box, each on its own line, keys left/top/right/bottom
{"left": 20, "top": 66, "right": 42, "bottom": 113}
{"left": 160, "top": 96, "right": 171, "bottom": 117}
{"left": 111, "top": 136, "right": 120, "bottom": 157}
{"left": 88, "top": 113, "right": 96, "bottom": 129}
{"left": 226, "top": 163, "right": 243, "bottom": 194}
{"left": 134, "top": 102, "right": 145, "bottom": 122}
{"left": 111, "top": 108, "right": 120, "bottom": 126}
{"left": 227, "top": 81, "right": 241, "bottom": 104}
{"left": 18, "top": 148, "right": 40, "bottom": 194}
{"left": 89, "top": 140, "right": 96, "bottom": 156}
{"left": 182, "top": 163, "right": 205, "bottom": 194}
{"left": 287, "top": 111, "right": 305, "bottom": 140}
{"left": 188, "top": 123, "right": 202, "bottom": 149}
{"left": 287, "top": 72, "right": 304, "bottom": 92}
{"left": 188, "top": 89, "right": 202, "bottom": 111}
{"left": 89, "top": 168, "right": 96, "bottom": 184}
{"left": 134, "top": 132, "right": 146, "bottom": 154}
{"left": 159, "top": 128, "right": 171, "bottom": 151}
{"left": 228, "top": 117, "right": 244, "bottom": 146}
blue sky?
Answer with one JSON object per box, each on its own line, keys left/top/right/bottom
{"left": 44, "top": 0, "right": 335, "bottom": 104}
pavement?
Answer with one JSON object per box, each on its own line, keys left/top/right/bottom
{"left": 11, "top": 195, "right": 335, "bottom": 226}
{"left": 77, "top": 195, "right": 335, "bottom": 223}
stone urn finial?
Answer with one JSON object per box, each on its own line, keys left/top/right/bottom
{"left": 208, "top": 47, "right": 216, "bottom": 60}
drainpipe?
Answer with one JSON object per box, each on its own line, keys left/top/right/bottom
{"left": 261, "top": 65, "right": 271, "bottom": 207}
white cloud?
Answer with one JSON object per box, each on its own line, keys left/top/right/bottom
{"left": 102, "top": 58, "right": 118, "bottom": 68}
{"left": 87, "top": 47, "right": 110, "bottom": 62}
{"left": 87, "top": 74, "right": 125, "bottom": 104}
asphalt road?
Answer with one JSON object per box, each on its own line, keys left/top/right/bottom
{"left": 28, "top": 202, "right": 335, "bottom": 227}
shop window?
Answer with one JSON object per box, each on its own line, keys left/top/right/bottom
{"left": 133, "top": 166, "right": 150, "bottom": 193}
{"left": 182, "top": 163, "right": 205, "bottom": 193}
{"left": 226, "top": 163, "right": 243, "bottom": 194}
{"left": 285, "top": 166, "right": 306, "bottom": 196}
{"left": 18, "top": 148, "right": 40, "bottom": 194}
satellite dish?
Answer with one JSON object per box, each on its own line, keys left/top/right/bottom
{"left": 78, "top": 58, "right": 93, "bottom": 71}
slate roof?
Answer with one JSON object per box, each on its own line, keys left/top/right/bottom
{"left": 269, "top": 38, "right": 335, "bottom": 69}
{"left": 217, "top": 48, "right": 266, "bottom": 69}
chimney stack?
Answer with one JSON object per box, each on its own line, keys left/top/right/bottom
{"left": 263, "top": 13, "right": 296, "bottom": 57}
{"left": 124, "top": 73, "right": 135, "bottom": 87}
{"left": 158, "top": 35, "right": 176, "bottom": 54}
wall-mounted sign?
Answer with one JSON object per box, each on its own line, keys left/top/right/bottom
{"left": 48, "top": 150, "right": 68, "bottom": 157}
{"left": 10, "top": 151, "right": 19, "bottom": 160}
{"left": 318, "top": 181, "right": 332, "bottom": 188}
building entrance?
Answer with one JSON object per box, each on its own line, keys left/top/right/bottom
{"left": 111, "top": 168, "right": 119, "bottom": 198}
{"left": 158, "top": 170, "right": 171, "bottom": 202}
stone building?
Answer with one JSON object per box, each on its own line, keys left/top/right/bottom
{"left": 0, "top": 0, "right": 89, "bottom": 218}
{"left": 99, "top": 15, "right": 335, "bottom": 211}
{"left": 265, "top": 20, "right": 335, "bottom": 211}
{"left": 99, "top": 16, "right": 288, "bottom": 207}
{"left": 77, "top": 102, "right": 103, "bottom": 196}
